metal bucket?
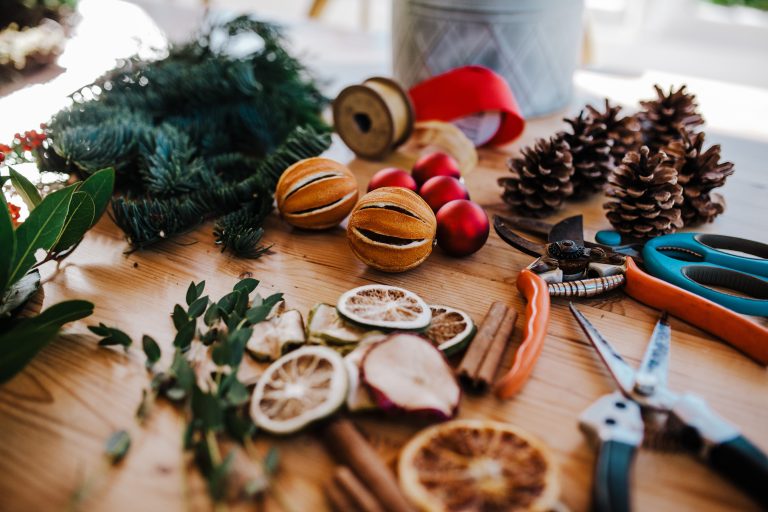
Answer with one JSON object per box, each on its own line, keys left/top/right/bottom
{"left": 392, "top": 0, "right": 585, "bottom": 118}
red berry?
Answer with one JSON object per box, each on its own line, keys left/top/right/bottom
{"left": 411, "top": 152, "right": 461, "bottom": 187}
{"left": 436, "top": 200, "right": 489, "bottom": 257}
{"left": 419, "top": 176, "right": 469, "bottom": 212}
{"left": 367, "top": 167, "right": 418, "bottom": 192}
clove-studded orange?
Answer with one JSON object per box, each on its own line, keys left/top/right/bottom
{"left": 347, "top": 187, "right": 437, "bottom": 272}
{"left": 276, "top": 157, "right": 359, "bottom": 229}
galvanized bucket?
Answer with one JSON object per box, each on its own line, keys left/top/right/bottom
{"left": 392, "top": 0, "right": 585, "bottom": 118}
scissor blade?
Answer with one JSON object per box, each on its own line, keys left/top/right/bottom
{"left": 634, "top": 312, "right": 671, "bottom": 395}
{"left": 493, "top": 216, "right": 547, "bottom": 258}
{"left": 569, "top": 303, "right": 636, "bottom": 395}
{"left": 491, "top": 215, "right": 554, "bottom": 239}
{"left": 549, "top": 215, "right": 584, "bottom": 244}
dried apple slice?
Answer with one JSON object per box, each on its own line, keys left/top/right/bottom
{"left": 361, "top": 333, "right": 459, "bottom": 419}
{"left": 246, "top": 309, "right": 306, "bottom": 361}
{"left": 250, "top": 346, "right": 347, "bottom": 434}
{"left": 343, "top": 333, "right": 386, "bottom": 411}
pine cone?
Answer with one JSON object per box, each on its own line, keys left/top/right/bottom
{"left": 585, "top": 99, "right": 642, "bottom": 167}
{"left": 638, "top": 85, "right": 704, "bottom": 152}
{"left": 561, "top": 110, "right": 615, "bottom": 197}
{"left": 499, "top": 136, "right": 574, "bottom": 218}
{"left": 604, "top": 146, "right": 683, "bottom": 238}
{"left": 665, "top": 130, "right": 734, "bottom": 225}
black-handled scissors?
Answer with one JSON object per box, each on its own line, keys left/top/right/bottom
{"left": 571, "top": 304, "right": 768, "bottom": 512}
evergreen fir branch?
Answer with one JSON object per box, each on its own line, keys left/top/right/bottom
{"left": 213, "top": 200, "right": 273, "bottom": 259}
{"left": 110, "top": 126, "right": 331, "bottom": 248}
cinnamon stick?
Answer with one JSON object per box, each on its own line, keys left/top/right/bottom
{"left": 475, "top": 308, "right": 518, "bottom": 388}
{"left": 334, "top": 465, "right": 386, "bottom": 512}
{"left": 457, "top": 301, "right": 510, "bottom": 388}
{"left": 325, "top": 478, "right": 357, "bottom": 512}
{"left": 323, "top": 418, "right": 415, "bottom": 512}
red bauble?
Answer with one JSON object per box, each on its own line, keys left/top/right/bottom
{"left": 419, "top": 176, "right": 469, "bottom": 213}
{"left": 367, "top": 167, "right": 418, "bottom": 192}
{"left": 411, "top": 152, "right": 461, "bottom": 187}
{"left": 436, "top": 200, "right": 489, "bottom": 257}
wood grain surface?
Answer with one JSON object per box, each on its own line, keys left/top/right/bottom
{"left": 0, "top": 110, "right": 766, "bottom": 512}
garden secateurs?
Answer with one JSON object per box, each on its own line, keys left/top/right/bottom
{"left": 492, "top": 214, "right": 768, "bottom": 399}
{"left": 571, "top": 304, "right": 768, "bottom": 512}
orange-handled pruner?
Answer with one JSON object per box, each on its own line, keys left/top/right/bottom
{"left": 493, "top": 215, "right": 768, "bottom": 400}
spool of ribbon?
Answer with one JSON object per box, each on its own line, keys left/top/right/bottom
{"left": 333, "top": 77, "right": 414, "bottom": 160}
{"left": 408, "top": 65, "right": 525, "bottom": 147}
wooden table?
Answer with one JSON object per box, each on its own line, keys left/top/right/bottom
{"left": 1, "top": 64, "right": 767, "bottom": 512}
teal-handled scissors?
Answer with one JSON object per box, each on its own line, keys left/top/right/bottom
{"left": 596, "top": 231, "right": 768, "bottom": 316}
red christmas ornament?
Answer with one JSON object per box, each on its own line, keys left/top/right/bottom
{"left": 436, "top": 199, "right": 489, "bottom": 257}
{"left": 411, "top": 152, "right": 461, "bottom": 187}
{"left": 367, "top": 167, "right": 418, "bottom": 192}
{"left": 419, "top": 175, "right": 469, "bottom": 212}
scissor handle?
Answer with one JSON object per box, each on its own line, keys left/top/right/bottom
{"left": 494, "top": 269, "right": 550, "bottom": 399}
{"left": 643, "top": 234, "right": 768, "bottom": 316}
{"left": 624, "top": 257, "right": 768, "bottom": 365}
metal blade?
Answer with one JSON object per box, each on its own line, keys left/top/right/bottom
{"left": 549, "top": 215, "right": 584, "bottom": 244}
{"left": 634, "top": 312, "right": 671, "bottom": 396}
{"left": 493, "top": 216, "right": 547, "bottom": 258}
{"left": 569, "top": 303, "right": 636, "bottom": 395}
{"left": 490, "top": 215, "right": 554, "bottom": 239}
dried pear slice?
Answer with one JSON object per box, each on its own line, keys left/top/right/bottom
{"left": 425, "top": 305, "right": 476, "bottom": 357}
{"left": 399, "top": 419, "right": 560, "bottom": 512}
{"left": 361, "top": 333, "right": 459, "bottom": 419}
{"left": 246, "top": 309, "right": 306, "bottom": 361}
{"left": 337, "top": 284, "right": 431, "bottom": 331}
{"left": 250, "top": 346, "right": 347, "bottom": 434}
{"left": 307, "top": 303, "right": 368, "bottom": 345}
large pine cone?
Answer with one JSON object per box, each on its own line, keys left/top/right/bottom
{"left": 665, "top": 130, "right": 734, "bottom": 225}
{"left": 586, "top": 99, "right": 642, "bottom": 167}
{"left": 638, "top": 85, "right": 704, "bottom": 152}
{"left": 604, "top": 146, "right": 683, "bottom": 238}
{"left": 561, "top": 110, "right": 615, "bottom": 197}
{"left": 499, "top": 136, "right": 574, "bottom": 218}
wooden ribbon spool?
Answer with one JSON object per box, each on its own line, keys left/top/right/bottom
{"left": 333, "top": 77, "right": 414, "bottom": 160}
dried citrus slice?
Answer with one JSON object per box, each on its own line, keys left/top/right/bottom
{"left": 425, "top": 305, "right": 476, "bottom": 356}
{"left": 337, "top": 284, "right": 431, "bottom": 331}
{"left": 399, "top": 419, "right": 559, "bottom": 512}
{"left": 250, "top": 346, "right": 347, "bottom": 434}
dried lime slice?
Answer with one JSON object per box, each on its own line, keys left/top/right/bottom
{"left": 399, "top": 419, "right": 560, "bottom": 512}
{"left": 250, "top": 346, "right": 347, "bottom": 434}
{"left": 425, "top": 305, "right": 476, "bottom": 356}
{"left": 337, "top": 284, "right": 431, "bottom": 331}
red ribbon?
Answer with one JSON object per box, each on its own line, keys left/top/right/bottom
{"left": 408, "top": 66, "right": 525, "bottom": 147}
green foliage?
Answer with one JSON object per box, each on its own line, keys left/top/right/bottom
{"left": 39, "top": 16, "right": 331, "bottom": 256}
{"left": 88, "top": 322, "right": 132, "bottom": 350}
{"left": 104, "top": 429, "right": 131, "bottom": 464}
{"left": 0, "top": 168, "right": 114, "bottom": 383}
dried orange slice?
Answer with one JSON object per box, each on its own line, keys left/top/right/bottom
{"left": 398, "top": 419, "right": 559, "bottom": 512}
{"left": 250, "top": 346, "right": 347, "bottom": 434}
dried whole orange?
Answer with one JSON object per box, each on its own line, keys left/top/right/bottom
{"left": 346, "top": 187, "right": 436, "bottom": 272}
{"left": 276, "top": 157, "right": 359, "bottom": 229}
{"left": 399, "top": 419, "right": 559, "bottom": 512}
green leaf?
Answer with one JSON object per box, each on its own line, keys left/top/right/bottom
{"left": 203, "top": 303, "right": 221, "bottom": 326}
{"left": 208, "top": 452, "right": 234, "bottom": 502}
{"left": 192, "top": 387, "right": 224, "bottom": 432}
{"left": 263, "top": 446, "right": 280, "bottom": 476}
{"left": 0, "top": 269, "right": 39, "bottom": 316}
{"left": 7, "top": 184, "right": 75, "bottom": 286}
{"left": 52, "top": 191, "right": 95, "bottom": 252}
{"left": 186, "top": 280, "right": 205, "bottom": 306}
{"left": 91, "top": 324, "right": 132, "bottom": 350}
{"left": 172, "top": 304, "right": 188, "bottom": 330}
{"left": 87, "top": 322, "right": 111, "bottom": 336}
{"left": 245, "top": 304, "right": 270, "bottom": 325}
{"left": 168, "top": 351, "right": 194, "bottom": 399}
{"left": 188, "top": 296, "right": 209, "bottom": 319}
{"left": 105, "top": 429, "right": 131, "bottom": 464}
{"left": 142, "top": 335, "right": 161, "bottom": 366}
{"left": 78, "top": 168, "right": 115, "bottom": 227}
{"left": 9, "top": 167, "right": 41, "bottom": 210}
{"left": 0, "top": 193, "right": 16, "bottom": 293}
{"left": 217, "top": 291, "right": 240, "bottom": 314}
{"left": 233, "top": 278, "right": 258, "bottom": 295}
{"left": 0, "top": 300, "right": 93, "bottom": 382}
{"left": 223, "top": 377, "right": 249, "bottom": 407}
{"left": 174, "top": 320, "right": 195, "bottom": 349}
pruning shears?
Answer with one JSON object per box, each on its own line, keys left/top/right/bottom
{"left": 596, "top": 230, "right": 768, "bottom": 316}
{"left": 571, "top": 304, "right": 768, "bottom": 512}
{"left": 492, "top": 215, "right": 768, "bottom": 399}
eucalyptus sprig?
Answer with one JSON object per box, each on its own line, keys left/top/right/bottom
{"left": 107, "top": 277, "right": 284, "bottom": 506}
